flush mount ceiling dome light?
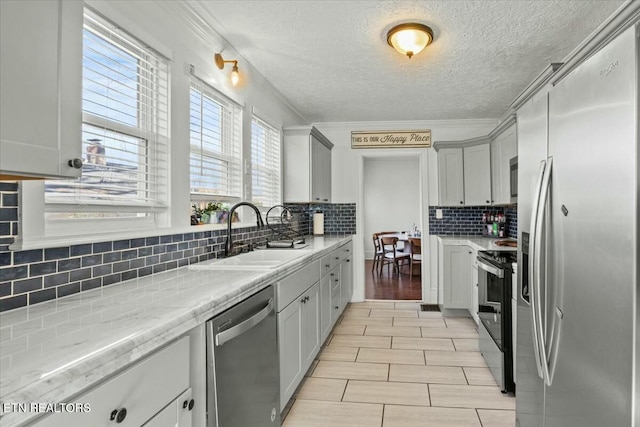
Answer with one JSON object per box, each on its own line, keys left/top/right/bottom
{"left": 387, "top": 23, "right": 434, "bottom": 59}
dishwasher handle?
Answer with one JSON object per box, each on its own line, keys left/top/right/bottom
{"left": 215, "top": 298, "right": 274, "bottom": 346}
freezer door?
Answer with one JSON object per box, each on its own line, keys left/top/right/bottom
{"left": 544, "top": 25, "right": 636, "bottom": 427}
{"left": 515, "top": 90, "right": 549, "bottom": 427}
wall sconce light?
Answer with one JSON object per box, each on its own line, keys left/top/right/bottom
{"left": 215, "top": 53, "right": 240, "bottom": 86}
{"left": 387, "top": 23, "right": 434, "bottom": 59}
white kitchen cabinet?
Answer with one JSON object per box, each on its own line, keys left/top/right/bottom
{"left": 0, "top": 0, "right": 83, "bottom": 179}
{"left": 278, "top": 281, "right": 320, "bottom": 410}
{"left": 31, "top": 337, "right": 190, "bottom": 427}
{"left": 490, "top": 121, "right": 517, "bottom": 205}
{"left": 319, "top": 274, "right": 333, "bottom": 341}
{"left": 463, "top": 143, "right": 492, "bottom": 206}
{"left": 142, "top": 388, "right": 193, "bottom": 427}
{"left": 442, "top": 245, "right": 471, "bottom": 309}
{"left": 283, "top": 126, "right": 333, "bottom": 203}
{"left": 437, "top": 148, "right": 465, "bottom": 206}
{"left": 469, "top": 249, "right": 479, "bottom": 325}
{"left": 340, "top": 255, "right": 353, "bottom": 312}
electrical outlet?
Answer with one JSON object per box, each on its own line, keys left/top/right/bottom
{"left": 436, "top": 209, "right": 443, "bottom": 219}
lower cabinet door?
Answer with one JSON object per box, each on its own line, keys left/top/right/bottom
{"left": 301, "top": 282, "right": 320, "bottom": 370}
{"left": 142, "top": 388, "right": 192, "bottom": 427}
{"left": 319, "top": 275, "right": 332, "bottom": 342}
{"left": 340, "top": 257, "right": 353, "bottom": 312}
{"left": 278, "top": 299, "right": 303, "bottom": 410}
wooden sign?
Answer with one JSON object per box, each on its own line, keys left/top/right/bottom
{"left": 351, "top": 130, "right": 431, "bottom": 149}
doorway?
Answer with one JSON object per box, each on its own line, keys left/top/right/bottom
{"left": 362, "top": 157, "right": 421, "bottom": 300}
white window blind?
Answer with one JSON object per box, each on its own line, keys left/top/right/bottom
{"left": 45, "top": 8, "right": 169, "bottom": 215}
{"left": 251, "top": 115, "right": 281, "bottom": 207}
{"left": 189, "top": 78, "right": 242, "bottom": 199}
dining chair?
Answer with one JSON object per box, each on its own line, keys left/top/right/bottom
{"left": 380, "top": 236, "right": 410, "bottom": 276}
{"left": 372, "top": 233, "right": 384, "bottom": 273}
{"left": 408, "top": 237, "right": 422, "bottom": 280}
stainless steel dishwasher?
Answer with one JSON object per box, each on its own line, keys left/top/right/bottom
{"left": 206, "top": 285, "right": 280, "bottom": 426}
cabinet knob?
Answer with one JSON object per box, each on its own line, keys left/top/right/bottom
{"left": 110, "top": 408, "right": 127, "bottom": 423}
{"left": 459, "top": 201, "right": 464, "bottom": 205}
{"left": 68, "top": 158, "right": 83, "bottom": 169}
{"left": 346, "top": 259, "right": 350, "bottom": 263}
{"left": 335, "top": 279, "right": 339, "bottom": 283}
{"left": 334, "top": 306, "right": 339, "bottom": 309}
{"left": 325, "top": 264, "right": 330, "bottom": 268}
{"left": 323, "top": 199, "right": 328, "bottom": 202}
{"left": 301, "top": 297, "right": 306, "bottom": 304}
{"left": 189, "top": 399, "right": 195, "bottom": 411}
{"left": 335, "top": 256, "right": 339, "bottom": 260}
{"left": 486, "top": 200, "right": 490, "bottom": 204}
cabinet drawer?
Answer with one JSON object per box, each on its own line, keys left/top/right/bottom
{"left": 33, "top": 337, "right": 190, "bottom": 427}
{"left": 321, "top": 251, "right": 340, "bottom": 276}
{"left": 339, "top": 242, "right": 353, "bottom": 262}
{"left": 277, "top": 260, "right": 320, "bottom": 311}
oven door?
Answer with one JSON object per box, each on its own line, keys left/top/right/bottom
{"left": 477, "top": 258, "right": 505, "bottom": 351}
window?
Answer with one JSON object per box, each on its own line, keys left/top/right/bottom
{"left": 189, "top": 78, "right": 242, "bottom": 199}
{"left": 251, "top": 115, "right": 281, "bottom": 207}
{"left": 45, "top": 8, "right": 169, "bottom": 219}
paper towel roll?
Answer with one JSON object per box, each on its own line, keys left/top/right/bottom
{"left": 313, "top": 212, "right": 324, "bottom": 235}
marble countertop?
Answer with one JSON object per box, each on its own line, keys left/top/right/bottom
{"left": 0, "top": 235, "right": 352, "bottom": 427}
{"left": 436, "top": 235, "right": 518, "bottom": 252}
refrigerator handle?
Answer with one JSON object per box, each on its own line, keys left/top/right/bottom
{"left": 534, "top": 156, "right": 553, "bottom": 386}
{"left": 529, "top": 160, "right": 547, "bottom": 379}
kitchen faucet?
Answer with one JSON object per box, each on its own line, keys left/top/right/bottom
{"left": 225, "top": 201, "right": 264, "bottom": 257}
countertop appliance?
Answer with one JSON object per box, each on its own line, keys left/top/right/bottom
{"left": 477, "top": 250, "right": 516, "bottom": 393}
{"left": 206, "top": 285, "right": 280, "bottom": 426}
{"left": 515, "top": 19, "right": 638, "bottom": 427}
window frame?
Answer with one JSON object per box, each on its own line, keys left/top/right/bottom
{"left": 43, "top": 6, "right": 170, "bottom": 234}
{"left": 250, "top": 114, "right": 282, "bottom": 208}
{"left": 189, "top": 75, "right": 243, "bottom": 202}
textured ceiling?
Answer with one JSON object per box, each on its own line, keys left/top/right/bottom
{"left": 198, "top": 0, "right": 624, "bottom": 123}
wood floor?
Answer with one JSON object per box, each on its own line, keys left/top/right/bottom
{"left": 364, "top": 260, "right": 422, "bottom": 300}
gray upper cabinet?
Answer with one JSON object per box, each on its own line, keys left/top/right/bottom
{"left": 437, "top": 148, "right": 465, "bottom": 206}
{"left": 463, "top": 143, "right": 492, "bottom": 206}
{"left": 283, "top": 126, "right": 333, "bottom": 203}
{"left": 490, "top": 121, "right": 517, "bottom": 205}
{"left": 436, "top": 140, "right": 491, "bottom": 207}
{"left": 0, "top": 0, "right": 83, "bottom": 179}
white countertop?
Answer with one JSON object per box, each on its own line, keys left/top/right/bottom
{"left": 436, "top": 235, "right": 517, "bottom": 252}
{"left": 0, "top": 235, "right": 352, "bottom": 427}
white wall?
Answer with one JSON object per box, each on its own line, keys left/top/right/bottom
{"left": 363, "top": 158, "right": 420, "bottom": 259}
{"left": 313, "top": 120, "right": 497, "bottom": 304}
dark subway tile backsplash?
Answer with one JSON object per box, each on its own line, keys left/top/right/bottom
{"left": 429, "top": 205, "right": 517, "bottom": 239}
{"left": 0, "top": 187, "right": 357, "bottom": 312}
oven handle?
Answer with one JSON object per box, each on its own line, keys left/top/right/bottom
{"left": 215, "top": 298, "right": 274, "bottom": 346}
{"left": 477, "top": 258, "right": 504, "bottom": 279}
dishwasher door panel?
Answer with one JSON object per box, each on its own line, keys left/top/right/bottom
{"left": 207, "top": 285, "right": 280, "bottom": 427}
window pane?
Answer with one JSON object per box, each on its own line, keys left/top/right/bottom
{"left": 251, "top": 116, "right": 281, "bottom": 207}
{"left": 189, "top": 83, "right": 242, "bottom": 198}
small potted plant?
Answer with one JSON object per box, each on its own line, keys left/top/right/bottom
{"left": 192, "top": 202, "right": 224, "bottom": 224}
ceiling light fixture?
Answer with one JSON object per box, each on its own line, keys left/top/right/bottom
{"left": 386, "top": 23, "right": 434, "bottom": 59}
{"left": 215, "top": 53, "right": 240, "bottom": 86}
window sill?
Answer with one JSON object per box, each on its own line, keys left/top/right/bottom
{"left": 9, "top": 221, "right": 259, "bottom": 251}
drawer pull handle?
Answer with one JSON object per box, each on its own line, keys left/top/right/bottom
{"left": 110, "top": 408, "right": 127, "bottom": 423}
{"left": 325, "top": 264, "right": 330, "bottom": 268}
{"left": 335, "top": 257, "right": 339, "bottom": 260}
{"left": 183, "top": 399, "right": 195, "bottom": 410}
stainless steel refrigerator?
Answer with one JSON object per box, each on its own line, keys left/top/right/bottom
{"left": 515, "top": 17, "right": 638, "bottom": 427}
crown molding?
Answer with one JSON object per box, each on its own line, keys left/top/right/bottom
{"left": 313, "top": 118, "right": 498, "bottom": 131}
{"left": 488, "top": 114, "right": 517, "bottom": 140}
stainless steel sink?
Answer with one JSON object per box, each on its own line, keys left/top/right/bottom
{"left": 188, "top": 249, "right": 312, "bottom": 271}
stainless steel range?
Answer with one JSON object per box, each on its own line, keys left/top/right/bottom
{"left": 477, "top": 250, "right": 516, "bottom": 393}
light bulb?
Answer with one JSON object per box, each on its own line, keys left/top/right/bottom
{"left": 231, "top": 64, "right": 239, "bottom": 86}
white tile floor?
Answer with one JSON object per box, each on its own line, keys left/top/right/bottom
{"left": 283, "top": 301, "right": 515, "bottom": 427}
